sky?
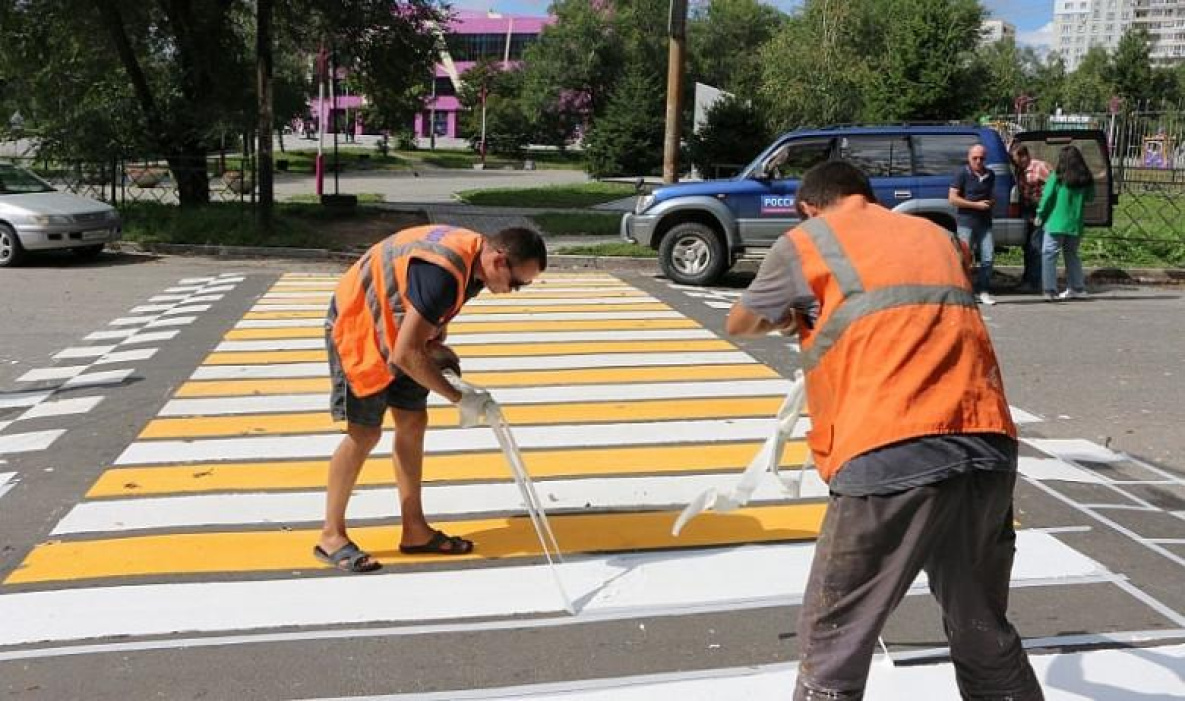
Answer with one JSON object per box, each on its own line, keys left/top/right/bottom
{"left": 449, "top": 0, "right": 1056, "bottom": 49}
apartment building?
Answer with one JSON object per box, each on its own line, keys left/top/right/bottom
{"left": 982, "top": 19, "right": 1017, "bottom": 44}
{"left": 1054, "top": 0, "right": 1185, "bottom": 70}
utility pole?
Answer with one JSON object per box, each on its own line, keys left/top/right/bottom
{"left": 662, "top": 0, "right": 689, "bottom": 184}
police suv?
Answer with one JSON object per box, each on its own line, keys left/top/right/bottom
{"left": 621, "top": 124, "right": 1113, "bottom": 285}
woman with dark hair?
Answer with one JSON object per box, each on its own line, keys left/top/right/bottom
{"left": 1036, "top": 145, "right": 1095, "bottom": 301}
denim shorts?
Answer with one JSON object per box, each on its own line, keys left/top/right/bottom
{"left": 326, "top": 330, "right": 429, "bottom": 427}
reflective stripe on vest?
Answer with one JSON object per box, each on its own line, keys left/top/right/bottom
{"left": 797, "top": 217, "right": 976, "bottom": 372}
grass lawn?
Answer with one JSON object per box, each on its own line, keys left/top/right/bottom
{"left": 457, "top": 182, "right": 635, "bottom": 208}
{"left": 118, "top": 201, "right": 425, "bottom": 250}
{"left": 530, "top": 211, "right": 620, "bottom": 236}
{"left": 555, "top": 242, "right": 656, "bottom": 257}
{"left": 284, "top": 193, "right": 387, "bottom": 204}
{"left": 409, "top": 148, "right": 585, "bottom": 171}
{"left": 222, "top": 149, "right": 413, "bottom": 175}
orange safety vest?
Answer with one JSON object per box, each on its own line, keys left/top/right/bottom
{"left": 786, "top": 202, "right": 1016, "bottom": 482}
{"left": 331, "top": 225, "right": 484, "bottom": 397}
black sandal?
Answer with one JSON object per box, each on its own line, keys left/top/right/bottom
{"left": 399, "top": 529, "right": 474, "bottom": 555}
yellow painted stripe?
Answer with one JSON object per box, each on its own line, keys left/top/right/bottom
{"left": 242, "top": 303, "right": 671, "bottom": 319}
{"left": 174, "top": 365, "right": 780, "bottom": 397}
{"left": 225, "top": 318, "right": 700, "bottom": 340}
{"left": 138, "top": 396, "right": 785, "bottom": 439}
{"left": 256, "top": 290, "right": 651, "bottom": 305}
{"left": 5, "top": 504, "right": 826, "bottom": 584}
{"left": 88, "top": 442, "right": 810, "bottom": 497}
{"left": 202, "top": 340, "right": 733, "bottom": 366}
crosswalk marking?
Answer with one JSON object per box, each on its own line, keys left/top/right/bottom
{"left": 229, "top": 315, "right": 694, "bottom": 334}
{"left": 216, "top": 328, "right": 717, "bottom": 351}
{"left": 173, "top": 365, "right": 780, "bottom": 397}
{"left": 87, "top": 442, "right": 812, "bottom": 497}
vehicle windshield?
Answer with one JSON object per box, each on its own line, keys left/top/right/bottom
{"left": 0, "top": 165, "right": 56, "bottom": 194}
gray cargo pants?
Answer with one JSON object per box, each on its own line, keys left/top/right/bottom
{"left": 794, "top": 470, "right": 1044, "bottom": 700}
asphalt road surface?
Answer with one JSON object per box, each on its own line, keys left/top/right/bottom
{"left": 0, "top": 251, "right": 1182, "bottom": 700}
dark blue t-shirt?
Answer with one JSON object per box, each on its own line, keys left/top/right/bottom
{"left": 951, "top": 165, "right": 996, "bottom": 227}
{"left": 406, "top": 258, "right": 484, "bottom": 325}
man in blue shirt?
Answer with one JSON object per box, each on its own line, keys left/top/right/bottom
{"left": 949, "top": 144, "right": 997, "bottom": 305}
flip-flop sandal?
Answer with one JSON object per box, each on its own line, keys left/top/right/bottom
{"left": 399, "top": 529, "right": 474, "bottom": 555}
{"left": 313, "top": 541, "right": 382, "bottom": 573}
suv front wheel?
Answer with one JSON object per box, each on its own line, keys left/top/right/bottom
{"left": 658, "top": 222, "right": 728, "bottom": 285}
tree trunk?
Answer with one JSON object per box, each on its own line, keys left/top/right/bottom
{"left": 168, "top": 149, "right": 210, "bottom": 208}
{"left": 256, "top": 0, "right": 274, "bottom": 236}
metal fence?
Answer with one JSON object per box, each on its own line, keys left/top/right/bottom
{"left": 1, "top": 155, "right": 259, "bottom": 205}
{"left": 993, "top": 110, "right": 1185, "bottom": 267}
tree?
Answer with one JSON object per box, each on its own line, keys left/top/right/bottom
{"left": 582, "top": 66, "right": 666, "bottom": 177}
{"left": 1110, "top": 26, "right": 1155, "bottom": 107}
{"left": 974, "top": 38, "right": 1027, "bottom": 115}
{"left": 686, "top": 96, "right": 771, "bottom": 178}
{"left": 688, "top": 0, "right": 787, "bottom": 99}
{"left": 1062, "top": 46, "right": 1114, "bottom": 112}
{"left": 458, "top": 61, "right": 531, "bottom": 157}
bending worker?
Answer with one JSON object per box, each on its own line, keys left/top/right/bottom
{"left": 315, "top": 225, "right": 547, "bottom": 573}
{"left": 726, "top": 161, "right": 1043, "bottom": 700}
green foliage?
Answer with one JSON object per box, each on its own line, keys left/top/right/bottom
{"left": 529, "top": 212, "right": 620, "bottom": 236}
{"left": 687, "top": 96, "right": 771, "bottom": 177}
{"left": 582, "top": 66, "right": 666, "bottom": 178}
{"left": 688, "top": 0, "right": 787, "bottom": 99}
{"left": 1110, "top": 27, "right": 1155, "bottom": 107}
{"left": 458, "top": 61, "right": 531, "bottom": 157}
{"left": 1062, "top": 47, "right": 1115, "bottom": 112}
{"left": 556, "top": 242, "right": 658, "bottom": 257}
{"left": 455, "top": 182, "right": 634, "bottom": 208}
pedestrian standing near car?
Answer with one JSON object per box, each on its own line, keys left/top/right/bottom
{"left": 727, "top": 161, "right": 1044, "bottom": 701}
{"left": 314, "top": 225, "right": 547, "bottom": 573}
{"left": 949, "top": 144, "right": 998, "bottom": 305}
{"left": 1010, "top": 142, "right": 1052, "bottom": 293}
{"left": 1036, "top": 145, "right": 1096, "bottom": 302}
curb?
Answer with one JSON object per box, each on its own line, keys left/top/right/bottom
{"left": 111, "top": 241, "right": 1183, "bottom": 285}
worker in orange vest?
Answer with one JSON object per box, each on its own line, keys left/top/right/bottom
{"left": 727, "top": 162, "right": 1044, "bottom": 700}
{"left": 315, "top": 225, "right": 547, "bottom": 573}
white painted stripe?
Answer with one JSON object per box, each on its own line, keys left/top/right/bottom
{"left": 178, "top": 277, "right": 216, "bottom": 284}
{"left": 0, "top": 429, "right": 66, "bottom": 454}
{"left": 163, "top": 304, "right": 211, "bottom": 315}
{"left": 163, "top": 286, "right": 203, "bottom": 294}
{"left": 0, "top": 390, "right": 53, "bottom": 408}
{"left": 159, "top": 379, "right": 792, "bottom": 416}
{"left": 19, "top": 396, "right": 104, "bottom": 420}
{"left": 129, "top": 304, "right": 174, "bottom": 314}
{"left": 95, "top": 348, "right": 158, "bottom": 365}
{"left": 215, "top": 274, "right": 246, "bottom": 281}
{"left": 235, "top": 311, "right": 685, "bottom": 328}
{"left": 116, "top": 417, "right": 800, "bottom": 465}
{"left": 190, "top": 352, "right": 756, "bottom": 380}
{"left": 704, "top": 301, "right": 733, "bottom": 309}
{"left": 17, "top": 366, "right": 87, "bottom": 382}
{"left": 148, "top": 295, "right": 188, "bottom": 303}
{"left": 0, "top": 472, "right": 16, "bottom": 501}
{"left": 53, "top": 345, "right": 116, "bottom": 360}
{"left": 1010, "top": 406, "right": 1043, "bottom": 424}
{"left": 1028, "top": 439, "right": 1122, "bottom": 463}
{"left": 1019, "top": 457, "right": 1107, "bottom": 484}
{"left": 85, "top": 329, "right": 138, "bottom": 341}
{"left": 0, "top": 420, "right": 11, "bottom": 432}
{"left": 316, "top": 644, "right": 1185, "bottom": 701}
{"left": 184, "top": 294, "right": 225, "bottom": 303}
{"left": 122, "top": 330, "right": 179, "bottom": 345}
{"left": 63, "top": 369, "right": 134, "bottom": 389}
{"left": 257, "top": 287, "right": 638, "bottom": 301}
{"left": 145, "top": 316, "right": 196, "bottom": 328}
{"left": 109, "top": 316, "right": 157, "bottom": 327}
{"left": 53, "top": 472, "right": 829, "bottom": 535}
{"left": 0, "top": 532, "right": 1105, "bottom": 647}
{"left": 199, "top": 285, "right": 236, "bottom": 293}
{"left": 250, "top": 297, "right": 658, "bottom": 313}
{"left": 215, "top": 329, "right": 718, "bottom": 352}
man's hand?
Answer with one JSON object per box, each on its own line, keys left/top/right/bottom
{"left": 457, "top": 386, "right": 494, "bottom": 428}
{"left": 980, "top": 199, "right": 994, "bottom": 211}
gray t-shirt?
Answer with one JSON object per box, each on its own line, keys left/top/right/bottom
{"left": 740, "top": 234, "right": 1017, "bottom": 496}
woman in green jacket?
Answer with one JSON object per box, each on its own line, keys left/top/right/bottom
{"left": 1036, "top": 145, "right": 1095, "bottom": 301}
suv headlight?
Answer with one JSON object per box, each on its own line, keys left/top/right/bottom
{"left": 634, "top": 194, "right": 655, "bottom": 214}
{"left": 29, "top": 214, "right": 72, "bottom": 226}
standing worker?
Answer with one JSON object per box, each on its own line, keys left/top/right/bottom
{"left": 949, "top": 143, "right": 998, "bottom": 305}
{"left": 1010, "top": 142, "right": 1052, "bottom": 293}
{"left": 314, "top": 225, "right": 547, "bottom": 573}
{"left": 727, "top": 161, "right": 1043, "bottom": 700}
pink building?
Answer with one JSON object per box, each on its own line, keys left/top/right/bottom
{"left": 414, "top": 10, "right": 551, "bottom": 141}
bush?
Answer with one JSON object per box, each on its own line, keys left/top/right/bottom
{"left": 583, "top": 67, "right": 666, "bottom": 178}
{"left": 687, "top": 96, "right": 771, "bottom": 178}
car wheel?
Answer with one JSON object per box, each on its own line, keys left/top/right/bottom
{"left": 658, "top": 222, "right": 728, "bottom": 286}
{"left": 0, "top": 224, "right": 25, "bottom": 268}
{"left": 72, "top": 244, "right": 106, "bottom": 260}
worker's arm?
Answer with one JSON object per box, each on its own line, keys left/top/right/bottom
{"left": 392, "top": 306, "right": 462, "bottom": 403}
{"left": 726, "top": 304, "right": 797, "bottom": 338}
{"left": 948, "top": 187, "right": 991, "bottom": 211}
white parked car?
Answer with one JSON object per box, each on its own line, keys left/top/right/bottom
{"left": 0, "top": 163, "right": 122, "bottom": 267}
